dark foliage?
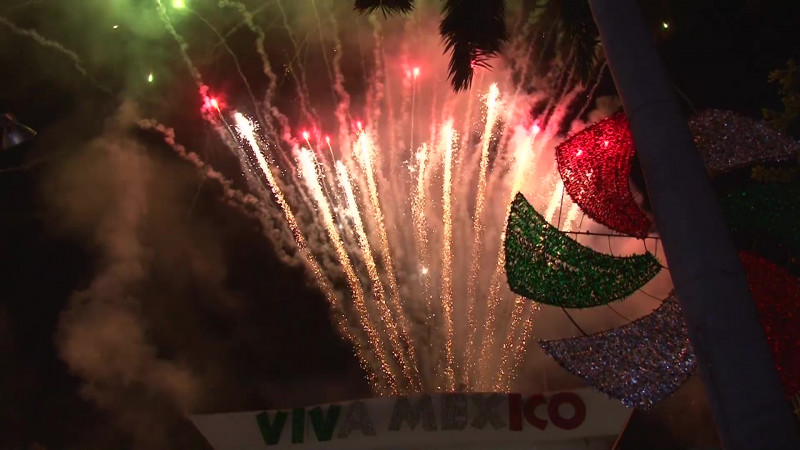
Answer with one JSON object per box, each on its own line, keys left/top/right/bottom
{"left": 559, "top": 0, "right": 600, "bottom": 84}
{"left": 353, "top": 0, "right": 415, "bottom": 16}
{"left": 440, "top": 0, "right": 507, "bottom": 91}
{"left": 523, "top": 0, "right": 600, "bottom": 86}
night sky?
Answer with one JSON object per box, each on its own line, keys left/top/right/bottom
{"left": 1, "top": 1, "right": 798, "bottom": 449}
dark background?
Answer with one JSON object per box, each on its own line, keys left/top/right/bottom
{"left": 1, "top": 0, "right": 798, "bottom": 449}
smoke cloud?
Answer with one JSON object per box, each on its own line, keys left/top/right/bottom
{"left": 41, "top": 101, "right": 365, "bottom": 449}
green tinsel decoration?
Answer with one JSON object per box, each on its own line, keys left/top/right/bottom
{"left": 720, "top": 182, "right": 800, "bottom": 251}
{"left": 504, "top": 193, "right": 662, "bottom": 308}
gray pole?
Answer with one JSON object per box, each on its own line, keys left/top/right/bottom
{"left": 588, "top": 0, "right": 800, "bottom": 448}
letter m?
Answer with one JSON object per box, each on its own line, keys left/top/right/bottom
{"left": 388, "top": 395, "right": 437, "bottom": 431}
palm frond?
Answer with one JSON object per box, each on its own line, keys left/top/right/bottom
{"left": 354, "top": 0, "right": 414, "bottom": 16}
{"left": 559, "top": 0, "right": 599, "bottom": 83}
{"left": 440, "top": 0, "right": 507, "bottom": 91}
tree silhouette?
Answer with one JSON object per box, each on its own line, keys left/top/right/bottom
{"left": 354, "top": 0, "right": 601, "bottom": 91}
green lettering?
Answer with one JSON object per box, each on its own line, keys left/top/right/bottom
{"left": 256, "top": 411, "right": 288, "bottom": 445}
{"left": 292, "top": 408, "right": 305, "bottom": 443}
{"left": 309, "top": 405, "right": 341, "bottom": 441}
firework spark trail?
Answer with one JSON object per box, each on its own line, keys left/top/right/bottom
{"left": 365, "top": 15, "right": 386, "bottom": 127}
{"left": 154, "top": 1, "right": 599, "bottom": 395}
{"left": 545, "top": 178, "right": 565, "bottom": 223}
{"left": 154, "top": 0, "right": 204, "bottom": 89}
{"left": 410, "top": 69, "right": 418, "bottom": 152}
{"left": 354, "top": 132, "right": 421, "bottom": 386}
{"left": 503, "top": 300, "right": 540, "bottom": 392}
{"left": 410, "top": 143, "right": 436, "bottom": 390}
{"left": 327, "top": 12, "right": 353, "bottom": 153}
{"left": 190, "top": 9, "right": 267, "bottom": 129}
{"left": 438, "top": 120, "right": 457, "bottom": 390}
{"left": 336, "top": 162, "right": 418, "bottom": 390}
{"left": 276, "top": 0, "right": 318, "bottom": 125}
{"left": 464, "top": 83, "right": 501, "bottom": 385}
{"left": 310, "top": 0, "right": 337, "bottom": 103}
{"left": 493, "top": 128, "right": 550, "bottom": 390}
{"left": 0, "top": 15, "right": 105, "bottom": 91}
{"left": 296, "top": 148, "right": 399, "bottom": 394}
{"left": 476, "top": 126, "right": 540, "bottom": 389}
{"left": 138, "top": 119, "right": 258, "bottom": 212}
{"left": 218, "top": 0, "right": 293, "bottom": 148}
{"left": 234, "top": 113, "right": 389, "bottom": 393}
{"left": 411, "top": 144, "right": 432, "bottom": 312}
{"left": 575, "top": 62, "right": 609, "bottom": 121}
{"left": 495, "top": 296, "right": 526, "bottom": 391}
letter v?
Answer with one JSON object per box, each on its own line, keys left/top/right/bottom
{"left": 309, "top": 405, "right": 342, "bottom": 442}
{"left": 256, "top": 411, "right": 288, "bottom": 445}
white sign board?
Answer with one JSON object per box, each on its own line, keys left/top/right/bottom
{"left": 191, "top": 389, "right": 632, "bottom": 449}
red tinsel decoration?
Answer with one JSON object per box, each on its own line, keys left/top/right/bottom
{"left": 556, "top": 113, "right": 652, "bottom": 238}
{"left": 740, "top": 251, "right": 800, "bottom": 396}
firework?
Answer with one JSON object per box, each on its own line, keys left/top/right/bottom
{"left": 153, "top": 0, "right": 597, "bottom": 394}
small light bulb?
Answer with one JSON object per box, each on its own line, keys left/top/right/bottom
{"left": 147, "top": 72, "right": 154, "bottom": 83}
{"left": 662, "top": 22, "right": 669, "bottom": 29}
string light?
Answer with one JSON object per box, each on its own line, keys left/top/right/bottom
{"left": 504, "top": 193, "right": 662, "bottom": 308}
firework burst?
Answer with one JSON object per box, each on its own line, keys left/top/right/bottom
{"left": 154, "top": 0, "right": 594, "bottom": 394}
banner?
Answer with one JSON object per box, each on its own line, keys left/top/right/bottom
{"left": 191, "top": 389, "right": 632, "bottom": 449}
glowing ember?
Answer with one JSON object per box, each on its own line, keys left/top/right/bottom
{"left": 156, "top": 3, "right": 600, "bottom": 394}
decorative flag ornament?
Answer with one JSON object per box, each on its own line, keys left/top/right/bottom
{"left": 539, "top": 293, "right": 696, "bottom": 409}
{"left": 720, "top": 182, "right": 800, "bottom": 251}
{"left": 556, "top": 112, "right": 652, "bottom": 238}
{"left": 1, "top": 113, "right": 36, "bottom": 150}
{"left": 739, "top": 251, "right": 800, "bottom": 396}
{"left": 505, "top": 193, "right": 662, "bottom": 308}
{"left": 688, "top": 109, "right": 800, "bottom": 177}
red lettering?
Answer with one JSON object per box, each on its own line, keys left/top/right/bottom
{"left": 547, "top": 392, "right": 586, "bottom": 430}
{"left": 522, "top": 394, "right": 548, "bottom": 430}
{"left": 508, "top": 394, "right": 522, "bottom": 431}
{"left": 517, "top": 392, "right": 587, "bottom": 431}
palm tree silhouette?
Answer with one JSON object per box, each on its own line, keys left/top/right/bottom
{"left": 354, "top": 0, "right": 599, "bottom": 91}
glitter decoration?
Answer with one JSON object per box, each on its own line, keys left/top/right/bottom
{"left": 720, "top": 182, "right": 800, "bottom": 251}
{"left": 388, "top": 395, "right": 437, "bottom": 431}
{"left": 556, "top": 112, "right": 652, "bottom": 238}
{"left": 740, "top": 251, "right": 800, "bottom": 396}
{"left": 505, "top": 193, "right": 662, "bottom": 308}
{"left": 539, "top": 293, "right": 696, "bottom": 409}
{"left": 688, "top": 109, "right": 800, "bottom": 177}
